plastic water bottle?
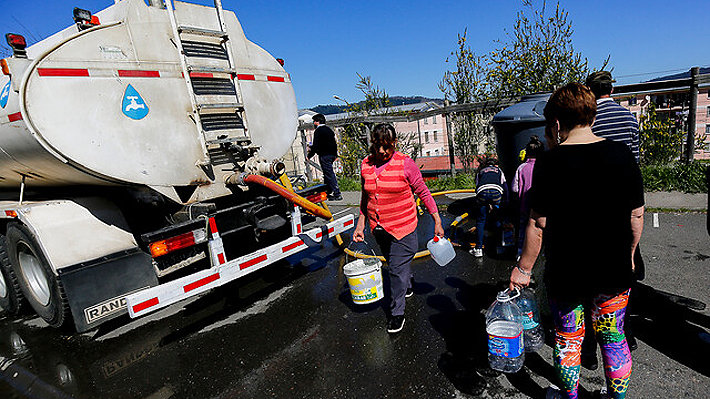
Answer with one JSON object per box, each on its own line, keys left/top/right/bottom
{"left": 514, "top": 288, "right": 545, "bottom": 353}
{"left": 427, "top": 236, "right": 455, "bottom": 266}
{"left": 485, "top": 288, "right": 525, "bottom": 373}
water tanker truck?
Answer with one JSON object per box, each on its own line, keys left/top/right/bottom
{"left": 0, "top": 0, "right": 353, "bottom": 332}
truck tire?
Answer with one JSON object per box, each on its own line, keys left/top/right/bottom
{"left": 0, "top": 234, "right": 27, "bottom": 315}
{"left": 7, "top": 223, "right": 71, "bottom": 328}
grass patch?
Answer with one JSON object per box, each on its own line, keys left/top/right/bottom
{"left": 641, "top": 162, "right": 708, "bottom": 193}
{"left": 645, "top": 207, "right": 707, "bottom": 214}
{"left": 425, "top": 173, "right": 477, "bottom": 192}
{"left": 338, "top": 176, "right": 361, "bottom": 191}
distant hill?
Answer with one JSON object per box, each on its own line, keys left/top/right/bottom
{"left": 310, "top": 95, "right": 443, "bottom": 115}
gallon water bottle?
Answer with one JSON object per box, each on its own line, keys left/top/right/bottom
{"left": 485, "top": 288, "right": 525, "bottom": 373}
{"left": 513, "top": 288, "right": 544, "bottom": 353}
{"left": 427, "top": 236, "right": 455, "bottom": 266}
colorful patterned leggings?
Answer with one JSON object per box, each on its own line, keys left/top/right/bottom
{"left": 550, "top": 289, "right": 632, "bottom": 399}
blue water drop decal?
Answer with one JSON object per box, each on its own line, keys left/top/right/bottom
{"left": 0, "top": 81, "right": 10, "bottom": 109}
{"left": 121, "top": 84, "right": 149, "bottom": 120}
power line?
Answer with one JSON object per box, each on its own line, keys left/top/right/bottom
{"left": 614, "top": 64, "right": 710, "bottom": 80}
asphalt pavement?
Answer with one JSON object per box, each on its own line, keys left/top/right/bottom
{"left": 0, "top": 194, "right": 707, "bottom": 399}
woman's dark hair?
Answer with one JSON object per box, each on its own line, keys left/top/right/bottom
{"left": 543, "top": 82, "right": 596, "bottom": 132}
{"left": 525, "top": 135, "right": 544, "bottom": 159}
{"left": 369, "top": 123, "right": 397, "bottom": 156}
{"left": 477, "top": 155, "right": 498, "bottom": 172}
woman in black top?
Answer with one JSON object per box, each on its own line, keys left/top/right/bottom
{"left": 509, "top": 83, "right": 644, "bottom": 399}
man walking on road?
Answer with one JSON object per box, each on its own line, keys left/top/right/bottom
{"left": 308, "top": 113, "right": 342, "bottom": 201}
{"left": 583, "top": 70, "right": 642, "bottom": 370}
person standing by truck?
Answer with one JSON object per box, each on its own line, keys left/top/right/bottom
{"left": 307, "top": 114, "right": 342, "bottom": 201}
{"left": 352, "top": 123, "right": 444, "bottom": 334}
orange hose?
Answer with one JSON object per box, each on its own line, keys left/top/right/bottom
{"left": 242, "top": 174, "right": 332, "bottom": 220}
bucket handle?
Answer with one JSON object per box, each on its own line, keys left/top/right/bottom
{"left": 346, "top": 239, "right": 378, "bottom": 260}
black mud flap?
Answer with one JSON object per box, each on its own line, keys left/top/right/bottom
{"left": 59, "top": 248, "right": 158, "bottom": 333}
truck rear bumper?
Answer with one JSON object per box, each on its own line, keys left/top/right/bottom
{"left": 126, "top": 214, "right": 354, "bottom": 318}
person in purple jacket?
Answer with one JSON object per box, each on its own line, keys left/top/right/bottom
{"left": 512, "top": 135, "right": 544, "bottom": 258}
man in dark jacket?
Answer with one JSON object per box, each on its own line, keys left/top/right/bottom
{"left": 308, "top": 114, "right": 341, "bottom": 200}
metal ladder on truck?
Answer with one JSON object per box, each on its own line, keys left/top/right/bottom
{"left": 164, "top": 0, "right": 250, "bottom": 168}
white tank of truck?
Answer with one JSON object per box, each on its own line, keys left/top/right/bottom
{"left": 0, "top": 0, "right": 297, "bottom": 204}
{"left": 0, "top": 0, "right": 352, "bottom": 333}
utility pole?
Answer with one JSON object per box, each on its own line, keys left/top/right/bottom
{"left": 684, "top": 67, "right": 699, "bottom": 163}
{"left": 444, "top": 100, "right": 456, "bottom": 176}
{"left": 416, "top": 119, "right": 422, "bottom": 157}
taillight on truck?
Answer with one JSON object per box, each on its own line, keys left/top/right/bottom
{"left": 5, "top": 33, "right": 27, "bottom": 58}
{"left": 305, "top": 191, "right": 327, "bottom": 204}
{"left": 149, "top": 228, "right": 207, "bottom": 257}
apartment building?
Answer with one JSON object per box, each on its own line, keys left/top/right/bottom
{"left": 613, "top": 67, "right": 710, "bottom": 159}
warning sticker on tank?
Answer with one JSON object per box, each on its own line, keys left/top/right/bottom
{"left": 0, "top": 80, "right": 10, "bottom": 109}
{"left": 122, "top": 84, "right": 149, "bottom": 120}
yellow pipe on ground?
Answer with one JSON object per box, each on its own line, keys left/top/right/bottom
{"left": 335, "top": 189, "right": 476, "bottom": 262}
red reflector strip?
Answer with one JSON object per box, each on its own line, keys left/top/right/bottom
{"left": 267, "top": 75, "right": 285, "bottom": 82}
{"left": 237, "top": 74, "right": 255, "bottom": 81}
{"left": 297, "top": 224, "right": 302, "bottom": 234}
{"left": 184, "top": 272, "right": 220, "bottom": 293}
{"left": 4, "top": 210, "right": 17, "bottom": 217}
{"left": 190, "top": 72, "right": 214, "bottom": 78}
{"left": 118, "top": 70, "right": 160, "bottom": 78}
{"left": 132, "top": 297, "right": 159, "bottom": 313}
{"left": 282, "top": 240, "right": 304, "bottom": 253}
{"left": 240, "top": 254, "right": 267, "bottom": 270}
{"left": 209, "top": 217, "right": 218, "bottom": 235}
{"left": 344, "top": 220, "right": 354, "bottom": 227}
{"left": 8, "top": 112, "right": 22, "bottom": 122}
{"left": 37, "top": 68, "right": 89, "bottom": 77}
{"left": 217, "top": 253, "right": 226, "bottom": 264}
{"left": 316, "top": 227, "right": 335, "bottom": 238}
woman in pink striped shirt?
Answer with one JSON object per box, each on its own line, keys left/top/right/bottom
{"left": 353, "top": 123, "right": 444, "bottom": 334}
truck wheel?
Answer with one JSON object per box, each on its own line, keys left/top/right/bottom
{"left": 0, "top": 234, "right": 27, "bottom": 315}
{"left": 7, "top": 224, "right": 71, "bottom": 328}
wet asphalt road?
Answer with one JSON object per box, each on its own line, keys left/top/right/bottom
{"left": 0, "top": 203, "right": 708, "bottom": 399}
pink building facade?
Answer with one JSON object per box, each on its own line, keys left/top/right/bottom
{"left": 394, "top": 113, "right": 451, "bottom": 158}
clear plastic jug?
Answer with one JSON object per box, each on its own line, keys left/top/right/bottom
{"left": 427, "top": 236, "right": 455, "bottom": 266}
{"left": 485, "top": 288, "right": 525, "bottom": 373}
{"left": 513, "top": 288, "right": 545, "bottom": 353}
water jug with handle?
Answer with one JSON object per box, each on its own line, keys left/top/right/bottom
{"left": 485, "top": 288, "right": 525, "bottom": 373}
{"left": 427, "top": 236, "right": 455, "bottom": 266}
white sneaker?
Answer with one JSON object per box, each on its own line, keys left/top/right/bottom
{"left": 470, "top": 248, "right": 483, "bottom": 258}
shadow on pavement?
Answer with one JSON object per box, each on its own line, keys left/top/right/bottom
{"left": 629, "top": 282, "right": 710, "bottom": 377}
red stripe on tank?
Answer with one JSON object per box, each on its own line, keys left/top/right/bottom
{"left": 37, "top": 68, "right": 89, "bottom": 77}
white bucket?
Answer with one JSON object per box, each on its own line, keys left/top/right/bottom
{"left": 343, "top": 257, "right": 384, "bottom": 305}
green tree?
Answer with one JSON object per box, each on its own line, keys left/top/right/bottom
{"left": 337, "top": 74, "right": 421, "bottom": 175}
{"left": 487, "top": 0, "right": 590, "bottom": 98}
{"left": 639, "top": 103, "right": 684, "bottom": 166}
{"left": 440, "top": 0, "right": 593, "bottom": 167}
{"left": 439, "top": 30, "right": 496, "bottom": 172}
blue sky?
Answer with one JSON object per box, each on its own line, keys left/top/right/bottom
{"left": 2, "top": 0, "right": 709, "bottom": 109}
